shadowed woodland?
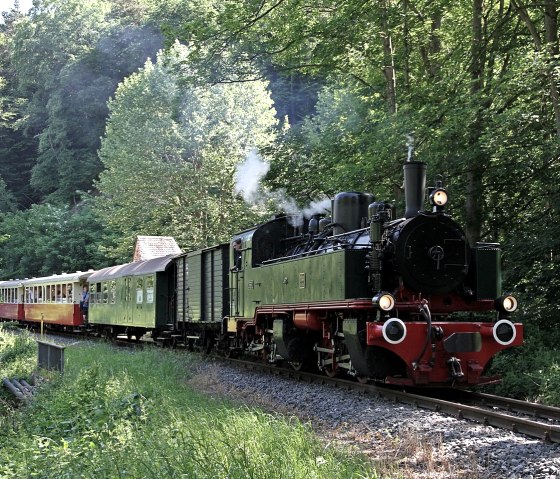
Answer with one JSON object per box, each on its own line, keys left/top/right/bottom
{"left": 0, "top": 0, "right": 559, "bottom": 401}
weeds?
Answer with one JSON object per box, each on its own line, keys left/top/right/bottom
{"left": 0, "top": 342, "right": 379, "bottom": 479}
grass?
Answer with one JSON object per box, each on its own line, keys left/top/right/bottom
{"left": 0, "top": 330, "right": 379, "bottom": 479}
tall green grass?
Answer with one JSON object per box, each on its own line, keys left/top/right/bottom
{"left": 0, "top": 325, "right": 37, "bottom": 380}
{"left": 0, "top": 339, "right": 378, "bottom": 478}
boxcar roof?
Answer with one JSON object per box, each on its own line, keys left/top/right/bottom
{"left": 23, "top": 270, "right": 95, "bottom": 286}
{"left": 88, "top": 255, "right": 176, "bottom": 282}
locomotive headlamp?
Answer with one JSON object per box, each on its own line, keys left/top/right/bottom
{"left": 372, "top": 292, "right": 395, "bottom": 311}
{"left": 429, "top": 188, "right": 448, "bottom": 207}
{"left": 495, "top": 294, "right": 518, "bottom": 313}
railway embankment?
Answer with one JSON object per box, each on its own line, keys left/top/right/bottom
{"left": 0, "top": 327, "right": 378, "bottom": 479}
{"left": 188, "top": 361, "right": 560, "bottom": 479}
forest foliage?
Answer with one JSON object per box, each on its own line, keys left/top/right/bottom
{"left": 0, "top": 0, "right": 559, "bottom": 396}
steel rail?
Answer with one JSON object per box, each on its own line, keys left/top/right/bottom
{"left": 25, "top": 330, "right": 560, "bottom": 443}
{"left": 453, "top": 391, "right": 560, "bottom": 422}
{"left": 227, "top": 358, "right": 560, "bottom": 443}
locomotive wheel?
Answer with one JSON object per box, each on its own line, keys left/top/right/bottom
{"left": 356, "top": 375, "right": 369, "bottom": 384}
{"left": 289, "top": 361, "right": 304, "bottom": 371}
{"left": 320, "top": 338, "right": 339, "bottom": 378}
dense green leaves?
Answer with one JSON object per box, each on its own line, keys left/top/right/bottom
{"left": 95, "top": 45, "right": 278, "bottom": 260}
{"left": 7, "top": 0, "right": 163, "bottom": 204}
{"left": 0, "top": 201, "right": 109, "bottom": 279}
{"left": 0, "top": 0, "right": 558, "bottom": 354}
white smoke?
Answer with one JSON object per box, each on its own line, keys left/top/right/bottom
{"left": 303, "top": 198, "right": 332, "bottom": 218}
{"left": 234, "top": 149, "right": 270, "bottom": 202}
{"left": 234, "top": 150, "right": 331, "bottom": 227}
{"left": 406, "top": 134, "right": 414, "bottom": 162}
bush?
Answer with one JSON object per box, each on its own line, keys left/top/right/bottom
{"left": 488, "top": 324, "right": 560, "bottom": 405}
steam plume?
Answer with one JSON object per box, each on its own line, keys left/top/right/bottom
{"left": 406, "top": 134, "right": 414, "bottom": 162}
{"left": 234, "top": 149, "right": 270, "bottom": 202}
{"left": 234, "top": 150, "right": 331, "bottom": 227}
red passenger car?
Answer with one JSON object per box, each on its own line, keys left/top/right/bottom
{"left": 0, "top": 280, "right": 25, "bottom": 321}
{"left": 22, "top": 271, "right": 94, "bottom": 327}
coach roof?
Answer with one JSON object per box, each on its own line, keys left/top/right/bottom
{"left": 23, "top": 271, "right": 95, "bottom": 286}
{"left": 88, "top": 255, "right": 176, "bottom": 283}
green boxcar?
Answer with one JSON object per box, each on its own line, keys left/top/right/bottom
{"left": 176, "top": 244, "right": 229, "bottom": 324}
{"left": 88, "top": 255, "right": 175, "bottom": 332}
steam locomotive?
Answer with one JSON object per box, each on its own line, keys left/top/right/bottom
{"left": 0, "top": 161, "right": 522, "bottom": 387}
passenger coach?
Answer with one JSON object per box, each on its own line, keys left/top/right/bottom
{"left": 87, "top": 255, "right": 175, "bottom": 340}
{"left": 23, "top": 271, "right": 94, "bottom": 327}
{"left": 0, "top": 279, "right": 25, "bottom": 321}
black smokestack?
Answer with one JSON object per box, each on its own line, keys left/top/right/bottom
{"left": 403, "top": 161, "right": 427, "bottom": 218}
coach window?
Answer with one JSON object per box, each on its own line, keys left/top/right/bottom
{"left": 67, "top": 284, "right": 73, "bottom": 303}
{"left": 136, "top": 278, "right": 143, "bottom": 304}
{"left": 102, "top": 283, "right": 108, "bottom": 304}
{"left": 146, "top": 276, "right": 154, "bottom": 304}
{"left": 61, "top": 284, "right": 67, "bottom": 303}
{"left": 96, "top": 283, "right": 102, "bottom": 303}
{"left": 110, "top": 281, "right": 116, "bottom": 304}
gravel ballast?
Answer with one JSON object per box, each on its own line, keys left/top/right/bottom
{"left": 189, "top": 361, "right": 560, "bottom": 479}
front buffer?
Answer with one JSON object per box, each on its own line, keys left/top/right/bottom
{"left": 344, "top": 316, "right": 523, "bottom": 387}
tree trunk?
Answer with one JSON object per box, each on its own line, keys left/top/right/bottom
{"left": 544, "top": 0, "right": 560, "bottom": 137}
{"left": 465, "top": 0, "right": 485, "bottom": 245}
{"left": 513, "top": 0, "right": 560, "bottom": 137}
{"left": 380, "top": 0, "right": 397, "bottom": 114}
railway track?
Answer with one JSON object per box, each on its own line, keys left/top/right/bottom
{"left": 21, "top": 329, "right": 560, "bottom": 443}
{"left": 225, "top": 357, "right": 560, "bottom": 444}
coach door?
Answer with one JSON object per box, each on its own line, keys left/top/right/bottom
{"left": 124, "top": 277, "right": 133, "bottom": 324}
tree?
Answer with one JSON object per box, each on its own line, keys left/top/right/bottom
{"left": 9, "top": 0, "right": 163, "bottom": 204}
{"left": 96, "top": 45, "right": 278, "bottom": 261}
{"left": 0, "top": 201, "right": 109, "bottom": 279}
{"left": 0, "top": 12, "right": 40, "bottom": 208}
{"left": 0, "top": 176, "right": 16, "bottom": 213}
